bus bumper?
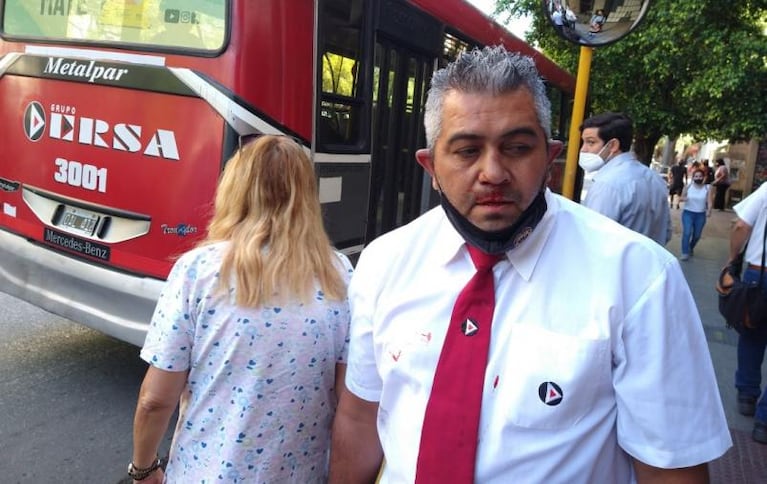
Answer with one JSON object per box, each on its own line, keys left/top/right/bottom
{"left": 0, "top": 228, "right": 165, "bottom": 347}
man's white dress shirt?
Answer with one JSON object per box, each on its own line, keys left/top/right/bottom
{"left": 346, "top": 190, "right": 730, "bottom": 483}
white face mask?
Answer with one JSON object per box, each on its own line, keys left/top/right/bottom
{"left": 578, "top": 142, "right": 611, "bottom": 173}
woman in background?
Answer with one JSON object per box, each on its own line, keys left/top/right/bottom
{"left": 713, "top": 158, "right": 731, "bottom": 210}
{"left": 130, "top": 135, "right": 353, "bottom": 483}
{"left": 679, "top": 168, "right": 713, "bottom": 261}
{"left": 712, "top": 158, "right": 730, "bottom": 212}
{"left": 589, "top": 8, "right": 606, "bottom": 34}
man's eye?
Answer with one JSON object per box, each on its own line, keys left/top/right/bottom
{"left": 455, "top": 147, "right": 480, "bottom": 158}
{"left": 502, "top": 144, "right": 532, "bottom": 155}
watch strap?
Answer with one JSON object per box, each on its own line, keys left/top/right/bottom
{"left": 128, "top": 456, "right": 162, "bottom": 481}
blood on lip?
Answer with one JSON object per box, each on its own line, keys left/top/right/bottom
{"left": 477, "top": 194, "right": 506, "bottom": 204}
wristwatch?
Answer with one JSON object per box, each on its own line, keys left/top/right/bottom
{"left": 128, "top": 456, "right": 162, "bottom": 481}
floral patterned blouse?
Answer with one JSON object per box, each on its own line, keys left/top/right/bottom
{"left": 140, "top": 242, "right": 353, "bottom": 483}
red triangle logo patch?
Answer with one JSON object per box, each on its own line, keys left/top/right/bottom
{"left": 545, "top": 383, "right": 562, "bottom": 403}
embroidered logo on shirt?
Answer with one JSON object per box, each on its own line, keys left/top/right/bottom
{"left": 461, "top": 318, "right": 479, "bottom": 336}
{"left": 538, "top": 381, "right": 564, "bottom": 406}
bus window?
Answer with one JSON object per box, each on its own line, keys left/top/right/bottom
{"left": 547, "top": 84, "right": 564, "bottom": 140}
{"left": 319, "top": 0, "right": 365, "bottom": 150}
{"left": 322, "top": 51, "right": 358, "bottom": 97}
{"left": 441, "top": 31, "right": 474, "bottom": 65}
{"left": 2, "top": 0, "right": 227, "bottom": 52}
{"left": 321, "top": 51, "right": 361, "bottom": 145}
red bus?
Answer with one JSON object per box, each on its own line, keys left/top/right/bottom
{"left": 0, "top": 0, "right": 575, "bottom": 346}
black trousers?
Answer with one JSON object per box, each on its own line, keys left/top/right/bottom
{"left": 714, "top": 183, "right": 729, "bottom": 210}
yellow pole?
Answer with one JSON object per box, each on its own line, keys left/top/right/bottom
{"left": 561, "top": 45, "right": 593, "bottom": 200}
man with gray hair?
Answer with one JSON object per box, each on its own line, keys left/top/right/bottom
{"left": 330, "top": 45, "right": 729, "bottom": 483}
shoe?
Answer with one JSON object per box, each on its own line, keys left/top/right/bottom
{"left": 753, "top": 420, "right": 767, "bottom": 444}
{"left": 676, "top": 205, "right": 680, "bottom": 209}
{"left": 680, "top": 254, "right": 690, "bottom": 261}
{"left": 739, "top": 393, "right": 757, "bottom": 416}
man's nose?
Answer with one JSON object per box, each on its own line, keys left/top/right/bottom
{"left": 478, "top": 150, "right": 509, "bottom": 184}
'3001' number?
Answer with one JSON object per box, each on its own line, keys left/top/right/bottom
{"left": 54, "top": 158, "right": 107, "bottom": 193}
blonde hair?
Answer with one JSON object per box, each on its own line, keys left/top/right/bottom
{"left": 203, "top": 135, "right": 346, "bottom": 306}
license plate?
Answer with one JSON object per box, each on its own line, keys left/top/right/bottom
{"left": 59, "top": 206, "right": 99, "bottom": 236}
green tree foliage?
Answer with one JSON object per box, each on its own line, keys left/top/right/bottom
{"left": 493, "top": 0, "right": 767, "bottom": 163}
{"left": 322, "top": 52, "right": 357, "bottom": 96}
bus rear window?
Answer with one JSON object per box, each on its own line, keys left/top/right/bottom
{"left": 3, "top": 0, "right": 226, "bottom": 52}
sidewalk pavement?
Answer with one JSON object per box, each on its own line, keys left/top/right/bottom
{"left": 665, "top": 206, "right": 767, "bottom": 482}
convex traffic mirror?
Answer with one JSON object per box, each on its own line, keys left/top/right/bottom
{"left": 543, "top": 0, "right": 651, "bottom": 47}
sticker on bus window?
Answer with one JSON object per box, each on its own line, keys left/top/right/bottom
{"left": 98, "top": 0, "right": 152, "bottom": 29}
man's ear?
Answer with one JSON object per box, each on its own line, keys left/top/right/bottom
{"left": 547, "top": 140, "right": 564, "bottom": 162}
{"left": 416, "top": 148, "right": 440, "bottom": 191}
{"left": 415, "top": 148, "right": 434, "bottom": 174}
{"left": 607, "top": 138, "right": 621, "bottom": 156}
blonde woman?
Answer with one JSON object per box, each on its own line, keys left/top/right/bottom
{"left": 130, "top": 136, "right": 353, "bottom": 483}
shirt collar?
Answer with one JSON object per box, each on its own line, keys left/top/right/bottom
{"left": 505, "top": 190, "right": 557, "bottom": 281}
{"left": 433, "top": 189, "right": 557, "bottom": 281}
{"left": 433, "top": 208, "right": 468, "bottom": 267}
{"left": 594, "top": 151, "right": 634, "bottom": 179}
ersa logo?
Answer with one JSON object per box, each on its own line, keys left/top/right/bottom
{"left": 22, "top": 101, "right": 180, "bottom": 160}
{"left": 24, "top": 101, "right": 46, "bottom": 142}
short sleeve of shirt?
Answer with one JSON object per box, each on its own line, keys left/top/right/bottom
{"left": 334, "top": 251, "right": 355, "bottom": 365}
{"left": 734, "top": 183, "right": 767, "bottom": 265}
{"left": 734, "top": 182, "right": 767, "bottom": 227}
{"left": 140, "top": 251, "right": 199, "bottom": 372}
{"left": 344, "top": 247, "right": 383, "bottom": 402}
{"left": 613, "top": 259, "right": 731, "bottom": 467}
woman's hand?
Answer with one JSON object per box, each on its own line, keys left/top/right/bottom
{"left": 134, "top": 468, "right": 164, "bottom": 484}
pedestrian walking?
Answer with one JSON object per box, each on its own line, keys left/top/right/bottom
{"left": 589, "top": 9, "right": 606, "bottom": 34}
{"left": 679, "top": 168, "right": 713, "bottom": 260}
{"left": 669, "top": 158, "right": 687, "bottom": 209}
{"left": 725, "top": 181, "right": 767, "bottom": 444}
{"left": 129, "top": 135, "right": 353, "bottom": 483}
{"left": 713, "top": 158, "right": 731, "bottom": 210}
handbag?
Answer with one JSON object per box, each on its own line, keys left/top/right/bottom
{"left": 716, "top": 216, "right": 767, "bottom": 333}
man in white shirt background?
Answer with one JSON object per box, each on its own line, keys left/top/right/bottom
{"left": 725, "top": 182, "right": 767, "bottom": 444}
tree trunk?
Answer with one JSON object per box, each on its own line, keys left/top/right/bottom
{"left": 633, "top": 132, "right": 662, "bottom": 166}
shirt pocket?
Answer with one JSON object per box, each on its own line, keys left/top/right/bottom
{"left": 489, "top": 323, "right": 611, "bottom": 430}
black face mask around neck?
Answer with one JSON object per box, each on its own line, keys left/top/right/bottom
{"left": 439, "top": 189, "right": 548, "bottom": 255}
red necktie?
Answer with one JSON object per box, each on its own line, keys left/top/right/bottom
{"left": 415, "top": 245, "right": 502, "bottom": 484}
